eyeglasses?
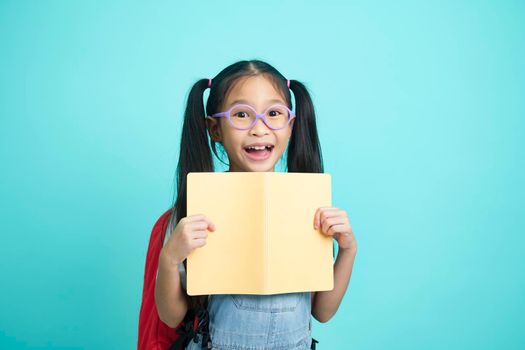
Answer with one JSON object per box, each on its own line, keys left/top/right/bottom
{"left": 209, "top": 103, "right": 296, "bottom": 130}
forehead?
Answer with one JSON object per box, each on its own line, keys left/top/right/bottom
{"left": 223, "top": 75, "right": 286, "bottom": 109}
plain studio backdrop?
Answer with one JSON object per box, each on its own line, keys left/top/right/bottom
{"left": 0, "top": 1, "right": 523, "bottom": 349}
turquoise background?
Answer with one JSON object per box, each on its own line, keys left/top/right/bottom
{"left": 1, "top": 0, "right": 524, "bottom": 349}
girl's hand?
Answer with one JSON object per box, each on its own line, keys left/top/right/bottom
{"left": 161, "top": 214, "right": 216, "bottom": 266}
{"left": 314, "top": 207, "right": 356, "bottom": 252}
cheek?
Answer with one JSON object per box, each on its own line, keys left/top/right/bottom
{"left": 221, "top": 131, "right": 244, "bottom": 151}
{"left": 280, "top": 130, "right": 292, "bottom": 145}
{"left": 274, "top": 135, "right": 290, "bottom": 154}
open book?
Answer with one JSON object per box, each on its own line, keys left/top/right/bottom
{"left": 186, "top": 172, "right": 334, "bottom": 295}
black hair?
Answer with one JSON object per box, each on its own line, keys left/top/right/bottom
{"left": 167, "top": 59, "right": 324, "bottom": 310}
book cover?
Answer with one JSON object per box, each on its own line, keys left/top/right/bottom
{"left": 186, "top": 172, "right": 334, "bottom": 295}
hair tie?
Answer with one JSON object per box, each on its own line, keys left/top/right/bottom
{"left": 286, "top": 79, "right": 290, "bottom": 88}
{"left": 208, "top": 78, "right": 212, "bottom": 88}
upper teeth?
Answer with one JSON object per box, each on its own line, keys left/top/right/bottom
{"left": 248, "top": 146, "right": 269, "bottom": 150}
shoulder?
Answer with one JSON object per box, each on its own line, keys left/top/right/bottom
{"left": 154, "top": 207, "right": 174, "bottom": 228}
{"left": 147, "top": 207, "right": 175, "bottom": 248}
{"left": 159, "top": 207, "right": 176, "bottom": 246}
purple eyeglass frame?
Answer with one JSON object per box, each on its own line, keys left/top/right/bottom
{"left": 210, "top": 103, "right": 296, "bottom": 130}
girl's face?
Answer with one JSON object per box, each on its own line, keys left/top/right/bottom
{"left": 206, "top": 75, "right": 295, "bottom": 172}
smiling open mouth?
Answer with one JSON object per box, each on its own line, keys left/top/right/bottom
{"left": 243, "top": 145, "right": 274, "bottom": 161}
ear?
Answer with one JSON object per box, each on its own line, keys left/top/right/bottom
{"left": 206, "top": 116, "right": 223, "bottom": 142}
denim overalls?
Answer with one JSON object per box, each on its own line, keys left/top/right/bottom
{"left": 164, "top": 218, "right": 316, "bottom": 350}
{"left": 186, "top": 292, "right": 313, "bottom": 350}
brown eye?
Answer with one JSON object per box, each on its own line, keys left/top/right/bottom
{"left": 268, "top": 106, "right": 288, "bottom": 118}
{"left": 234, "top": 111, "right": 248, "bottom": 118}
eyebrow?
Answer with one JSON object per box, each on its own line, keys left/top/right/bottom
{"left": 227, "top": 99, "right": 286, "bottom": 108}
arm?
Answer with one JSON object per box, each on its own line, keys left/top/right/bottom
{"left": 155, "top": 248, "right": 189, "bottom": 328}
{"left": 312, "top": 246, "right": 356, "bottom": 323}
{"left": 155, "top": 214, "right": 215, "bottom": 328}
{"left": 311, "top": 206, "right": 357, "bottom": 323}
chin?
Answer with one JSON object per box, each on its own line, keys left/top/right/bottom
{"left": 247, "top": 165, "right": 274, "bottom": 172}
{"left": 246, "top": 161, "right": 276, "bottom": 172}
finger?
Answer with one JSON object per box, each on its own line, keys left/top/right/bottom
{"left": 191, "top": 221, "right": 212, "bottom": 230}
{"left": 192, "top": 238, "right": 207, "bottom": 248}
{"left": 185, "top": 214, "right": 207, "bottom": 222}
{"left": 320, "top": 210, "right": 349, "bottom": 232}
{"left": 184, "top": 222, "right": 209, "bottom": 232}
{"left": 321, "top": 216, "right": 347, "bottom": 235}
{"left": 327, "top": 223, "right": 348, "bottom": 237}
{"left": 202, "top": 216, "right": 216, "bottom": 231}
{"left": 186, "top": 215, "right": 216, "bottom": 231}
{"left": 192, "top": 231, "right": 208, "bottom": 239}
{"left": 320, "top": 209, "right": 344, "bottom": 225}
{"left": 320, "top": 214, "right": 345, "bottom": 232}
{"left": 314, "top": 207, "right": 339, "bottom": 229}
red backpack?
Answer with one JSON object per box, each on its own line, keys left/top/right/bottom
{"left": 137, "top": 208, "right": 209, "bottom": 350}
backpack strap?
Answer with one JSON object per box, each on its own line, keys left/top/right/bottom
{"left": 168, "top": 301, "right": 210, "bottom": 350}
{"left": 138, "top": 208, "right": 181, "bottom": 350}
{"left": 167, "top": 308, "right": 195, "bottom": 350}
{"left": 196, "top": 306, "right": 211, "bottom": 349}
{"left": 311, "top": 337, "right": 319, "bottom": 349}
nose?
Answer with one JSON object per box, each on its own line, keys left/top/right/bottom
{"left": 249, "top": 116, "right": 270, "bottom": 136}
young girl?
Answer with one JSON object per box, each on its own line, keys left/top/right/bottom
{"left": 154, "top": 60, "right": 357, "bottom": 349}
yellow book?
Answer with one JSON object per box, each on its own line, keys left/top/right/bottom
{"left": 186, "top": 172, "right": 334, "bottom": 295}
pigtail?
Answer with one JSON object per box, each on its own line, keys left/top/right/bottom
{"left": 169, "top": 78, "right": 213, "bottom": 311}
{"left": 172, "top": 78, "right": 214, "bottom": 224}
{"left": 287, "top": 80, "right": 324, "bottom": 173}
{"left": 288, "top": 80, "right": 334, "bottom": 260}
